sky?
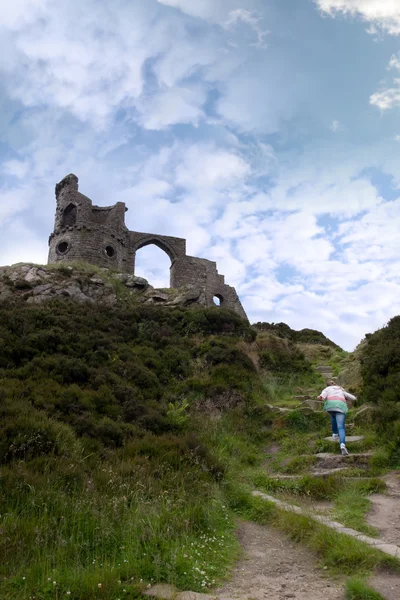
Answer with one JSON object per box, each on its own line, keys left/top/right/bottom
{"left": 1, "top": 0, "right": 400, "bottom": 350}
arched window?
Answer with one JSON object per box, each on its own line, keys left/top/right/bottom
{"left": 61, "top": 203, "right": 77, "bottom": 227}
{"left": 134, "top": 244, "right": 171, "bottom": 288}
{"left": 213, "top": 294, "right": 223, "bottom": 306}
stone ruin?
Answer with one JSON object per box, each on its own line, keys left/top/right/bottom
{"left": 48, "top": 174, "right": 248, "bottom": 319}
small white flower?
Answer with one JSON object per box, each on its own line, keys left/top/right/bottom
{"left": 98, "top": 583, "right": 102, "bottom": 588}
{"left": 53, "top": 582, "right": 57, "bottom": 586}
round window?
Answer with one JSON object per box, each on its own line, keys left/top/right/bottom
{"left": 105, "top": 245, "right": 116, "bottom": 258}
{"left": 56, "top": 241, "right": 69, "bottom": 255}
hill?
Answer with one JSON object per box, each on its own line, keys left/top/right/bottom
{"left": 0, "top": 263, "right": 344, "bottom": 600}
{"left": 252, "top": 321, "right": 339, "bottom": 348}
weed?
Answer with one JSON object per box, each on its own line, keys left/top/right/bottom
{"left": 345, "top": 577, "right": 386, "bottom": 599}
{"left": 332, "top": 487, "right": 380, "bottom": 536}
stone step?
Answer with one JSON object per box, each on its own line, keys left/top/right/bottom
{"left": 268, "top": 471, "right": 377, "bottom": 481}
{"left": 314, "top": 452, "right": 373, "bottom": 470}
{"left": 266, "top": 404, "right": 292, "bottom": 414}
{"left": 324, "top": 435, "right": 364, "bottom": 443}
{"left": 316, "top": 366, "right": 333, "bottom": 373}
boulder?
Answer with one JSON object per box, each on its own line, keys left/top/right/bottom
{"left": 353, "top": 404, "right": 376, "bottom": 425}
{"left": 124, "top": 275, "right": 148, "bottom": 289}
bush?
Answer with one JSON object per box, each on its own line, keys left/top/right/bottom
{"left": 359, "top": 316, "right": 400, "bottom": 463}
{"left": 0, "top": 400, "right": 81, "bottom": 463}
{"left": 253, "top": 322, "right": 339, "bottom": 347}
{"left": 258, "top": 336, "right": 312, "bottom": 374}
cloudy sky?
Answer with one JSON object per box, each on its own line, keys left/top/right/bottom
{"left": 1, "top": 0, "right": 400, "bottom": 349}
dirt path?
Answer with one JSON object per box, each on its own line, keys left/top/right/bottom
{"left": 213, "top": 521, "right": 344, "bottom": 600}
{"left": 367, "top": 472, "right": 400, "bottom": 546}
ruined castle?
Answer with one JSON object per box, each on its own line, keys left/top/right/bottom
{"left": 48, "top": 174, "right": 248, "bottom": 319}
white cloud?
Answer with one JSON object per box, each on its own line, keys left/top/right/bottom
{"left": 138, "top": 86, "right": 207, "bottom": 130}
{"left": 0, "top": 185, "right": 32, "bottom": 224}
{"left": 338, "top": 198, "right": 400, "bottom": 261}
{"left": 0, "top": 1, "right": 225, "bottom": 130}
{"left": 330, "top": 119, "right": 343, "bottom": 132}
{"left": 371, "top": 86, "right": 400, "bottom": 110}
{"left": 216, "top": 58, "right": 301, "bottom": 133}
{"left": 315, "top": 0, "right": 400, "bottom": 36}
{"left": 0, "top": 0, "right": 50, "bottom": 29}
{"left": 370, "top": 54, "right": 400, "bottom": 110}
{"left": 0, "top": 217, "right": 48, "bottom": 267}
{"left": 156, "top": 0, "right": 241, "bottom": 23}
{"left": 175, "top": 145, "right": 250, "bottom": 190}
{"left": 224, "top": 8, "right": 269, "bottom": 48}
{"left": 2, "top": 159, "right": 30, "bottom": 178}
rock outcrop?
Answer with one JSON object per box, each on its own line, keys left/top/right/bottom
{"left": 0, "top": 263, "right": 208, "bottom": 310}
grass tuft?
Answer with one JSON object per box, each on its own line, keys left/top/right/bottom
{"left": 345, "top": 578, "right": 386, "bottom": 600}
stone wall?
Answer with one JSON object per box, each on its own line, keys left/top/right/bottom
{"left": 48, "top": 174, "right": 248, "bottom": 320}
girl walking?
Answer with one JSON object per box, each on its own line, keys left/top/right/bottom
{"left": 318, "top": 381, "right": 356, "bottom": 456}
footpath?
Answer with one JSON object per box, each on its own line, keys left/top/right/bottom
{"left": 145, "top": 364, "right": 400, "bottom": 600}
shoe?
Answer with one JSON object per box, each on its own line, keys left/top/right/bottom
{"left": 332, "top": 434, "right": 339, "bottom": 441}
{"left": 340, "top": 444, "right": 349, "bottom": 456}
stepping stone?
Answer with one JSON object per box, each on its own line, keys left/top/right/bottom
{"left": 315, "top": 452, "right": 372, "bottom": 458}
{"left": 267, "top": 471, "right": 379, "bottom": 480}
{"left": 314, "top": 452, "right": 373, "bottom": 470}
{"left": 311, "top": 467, "right": 353, "bottom": 477}
{"left": 266, "top": 404, "right": 292, "bottom": 414}
{"left": 324, "top": 435, "right": 364, "bottom": 443}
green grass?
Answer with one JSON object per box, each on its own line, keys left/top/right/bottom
{"left": 0, "top": 449, "right": 240, "bottom": 599}
{"left": 0, "top": 299, "right": 264, "bottom": 599}
{"left": 332, "top": 487, "right": 380, "bottom": 536}
{"left": 345, "top": 578, "right": 386, "bottom": 600}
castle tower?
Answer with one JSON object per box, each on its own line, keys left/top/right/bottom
{"left": 48, "top": 174, "right": 131, "bottom": 272}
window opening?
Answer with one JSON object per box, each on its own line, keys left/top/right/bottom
{"left": 105, "top": 245, "right": 115, "bottom": 258}
{"left": 61, "top": 203, "right": 77, "bottom": 227}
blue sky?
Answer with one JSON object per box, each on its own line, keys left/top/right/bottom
{"left": 1, "top": 0, "right": 400, "bottom": 350}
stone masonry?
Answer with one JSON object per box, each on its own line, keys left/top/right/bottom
{"left": 48, "top": 174, "right": 248, "bottom": 319}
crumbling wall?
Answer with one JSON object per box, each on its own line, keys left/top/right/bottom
{"left": 48, "top": 174, "right": 248, "bottom": 319}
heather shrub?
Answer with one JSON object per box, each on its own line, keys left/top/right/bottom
{"left": 0, "top": 400, "right": 81, "bottom": 463}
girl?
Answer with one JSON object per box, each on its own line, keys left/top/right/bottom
{"left": 318, "top": 381, "right": 356, "bottom": 456}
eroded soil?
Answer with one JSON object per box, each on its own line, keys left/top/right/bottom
{"left": 213, "top": 521, "right": 344, "bottom": 600}
{"left": 367, "top": 472, "right": 400, "bottom": 545}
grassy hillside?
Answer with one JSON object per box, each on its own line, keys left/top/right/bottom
{"left": 358, "top": 316, "right": 400, "bottom": 466}
{"left": 253, "top": 321, "right": 340, "bottom": 348}
{"left": 0, "top": 296, "right": 300, "bottom": 600}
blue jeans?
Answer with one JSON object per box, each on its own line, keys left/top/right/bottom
{"left": 329, "top": 411, "right": 346, "bottom": 445}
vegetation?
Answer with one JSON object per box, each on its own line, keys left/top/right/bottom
{"left": 235, "top": 492, "right": 399, "bottom": 576}
{"left": 253, "top": 321, "right": 339, "bottom": 348}
{"left": 0, "top": 300, "right": 263, "bottom": 599}
{"left": 2, "top": 285, "right": 400, "bottom": 599}
{"left": 356, "top": 316, "right": 400, "bottom": 466}
{"left": 345, "top": 578, "right": 386, "bottom": 600}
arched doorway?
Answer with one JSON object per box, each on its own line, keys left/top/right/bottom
{"left": 134, "top": 244, "right": 171, "bottom": 288}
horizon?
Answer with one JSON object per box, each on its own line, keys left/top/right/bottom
{"left": 1, "top": 0, "right": 400, "bottom": 351}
